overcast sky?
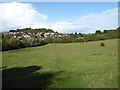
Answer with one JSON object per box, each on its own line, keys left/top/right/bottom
{"left": 0, "top": 2, "right": 118, "bottom": 33}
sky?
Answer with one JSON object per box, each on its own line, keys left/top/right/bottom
{"left": 0, "top": 2, "right": 118, "bottom": 33}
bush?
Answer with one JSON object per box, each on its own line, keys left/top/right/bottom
{"left": 2, "top": 36, "right": 19, "bottom": 51}
{"left": 100, "top": 43, "right": 105, "bottom": 47}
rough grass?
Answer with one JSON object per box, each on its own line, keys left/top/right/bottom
{"left": 2, "top": 39, "right": 118, "bottom": 88}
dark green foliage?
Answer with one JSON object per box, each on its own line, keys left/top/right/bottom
{"left": 2, "top": 35, "right": 45, "bottom": 51}
{"left": 9, "top": 28, "right": 54, "bottom": 33}
{"left": 103, "top": 30, "right": 109, "bottom": 33}
{"left": 44, "top": 38, "right": 55, "bottom": 43}
{"left": 19, "top": 39, "right": 28, "bottom": 48}
{"left": 41, "top": 32, "right": 44, "bottom": 37}
{"left": 59, "top": 38, "right": 73, "bottom": 43}
{"left": 95, "top": 30, "right": 102, "bottom": 34}
{"left": 84, "top": 35, "right": 107, "bottom": 42}
{"left": 2, "top": 36, "right": 19, "bottom": 51}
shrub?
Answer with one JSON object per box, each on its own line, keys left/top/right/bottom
{"left": 100, "top": 43, "right": 105, "bottom": 47}
{"left": 2, "top": 36, "right": 19, "bottom": 51}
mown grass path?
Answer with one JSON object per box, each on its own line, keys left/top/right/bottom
{"left": 2, "top": 39, "right": 118, "bottom": 88}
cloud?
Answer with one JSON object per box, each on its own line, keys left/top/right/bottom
{"left": 0, "top": 2, "right": 48, "bottom": 31}
{"left": 0, "top": 2, "right": 118, "bottom": 33}
{"left": 48, "top": 22, "right": 94, "bottom": 33}
{"left": 53, "top": 8, "right": 118, "bottom": 33}
{"left": 77, "top": 8, "right": 118, "bottom": 31}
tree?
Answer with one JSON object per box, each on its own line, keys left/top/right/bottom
{"left": 103, "top": 30, "right": 109, "bottom": 33}
{"left": 75, "top": 32, "right": 77, "bottom": 35}
{"left": 2, "top": 36, "right": 19, "bottom": 51}
{"left": 95, "top": 30, "right": 101, "bottom": 34}
{"left": 41, "top": 33, "right": 44, "bottom": 37}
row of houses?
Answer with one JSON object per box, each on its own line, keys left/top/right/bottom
{"left": 1, "top": 31, "right": 70, "bottom": 40}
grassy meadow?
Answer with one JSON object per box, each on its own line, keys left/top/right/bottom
{"left": 2, "top": 39, "right": 118, "bottom": 88}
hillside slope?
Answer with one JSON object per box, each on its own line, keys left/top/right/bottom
{"left": 2, "top": 39, "right": 118, "bottom": 88}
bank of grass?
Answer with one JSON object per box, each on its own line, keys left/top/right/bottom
{"left": 2, "top": 39, "right": 118, "bottom": 88}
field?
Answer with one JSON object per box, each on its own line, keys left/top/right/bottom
{"left": 2, "top": 39, "right": 118, "bottom": 88}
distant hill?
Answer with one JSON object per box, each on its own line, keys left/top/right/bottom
{"left": 9, "top": 28, "right": 55, "bottom": 33}
{"left": 1, "top": 27, "right": 119, "bottom": 51}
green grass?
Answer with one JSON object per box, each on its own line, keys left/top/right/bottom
{"left": 2, "top": 39, "right": 118, "bottom": 88}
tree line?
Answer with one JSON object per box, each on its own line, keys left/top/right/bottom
{"left": 1, "top": 27, "right": 120, "bottom": 51}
